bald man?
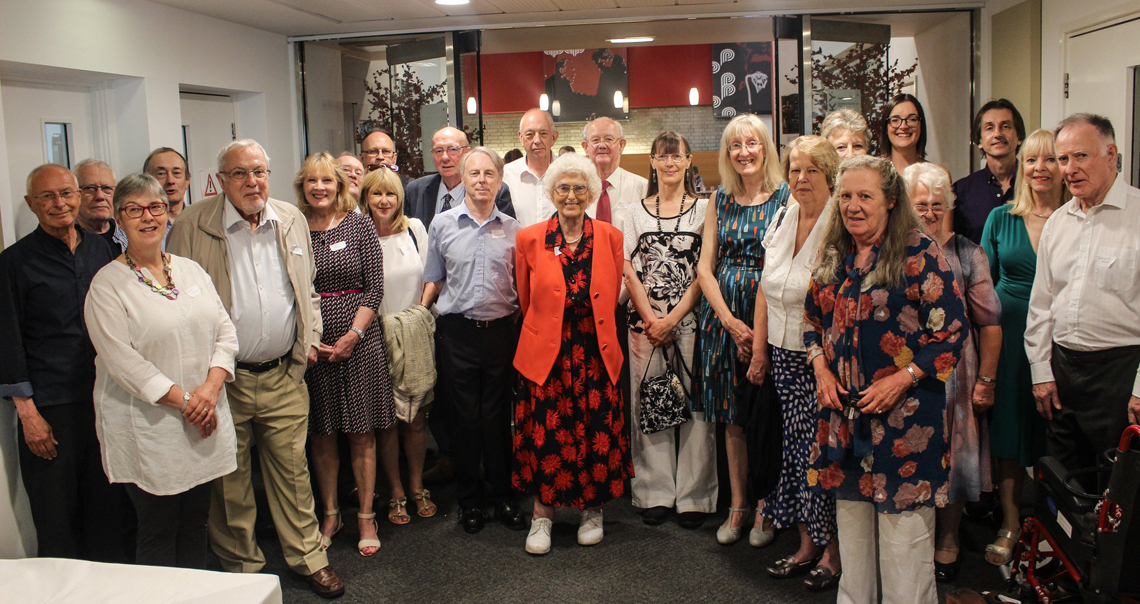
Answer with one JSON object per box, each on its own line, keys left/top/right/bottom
{"left": 404, "top": 126, "right": 514, "bottom": 228}
{"left": 581, "top": 117, "right": 647, "bottom": 232}
{"left": 502, "top": 109, "right": 558, "bottom": 227}
{"left": 361, "top": 129, "right": 398, "bottom": 174}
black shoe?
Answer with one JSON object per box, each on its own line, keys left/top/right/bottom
{"left": 676, "top": 511, "right": 708, "bottom": 529}
{"left": 495, "top": 501, "right": 528, "bottom": 531}
{"left": 641, "top": 506, "right": 670, "bottom": 526}
{"left": 934, "top": 558, "right": 961, "bottom": 583}
{"left": 459, "top": 507, "right": 484, "bottom": 534}
{"left": 803, "top": 566, "right": 841, "bottom": 591}
{"left": 766, "top": 554, "right": 823, "bottom": 579}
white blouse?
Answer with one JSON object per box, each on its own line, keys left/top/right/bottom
{"left": 85, "top": 255, "right": 238, "bottom": 496}
{"left": 378, "top": 218, "right": 428, "bottom": 315}
{"left": 761, "top": 201, "right": 833, "bottom": 351}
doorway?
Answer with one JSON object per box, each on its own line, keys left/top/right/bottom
{"left": 180, "top": 91, "right": 235, "bottom": 203}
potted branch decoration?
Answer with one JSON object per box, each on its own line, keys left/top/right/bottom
{"left": 358, "top": 65, "right": 447, "bottom": 179}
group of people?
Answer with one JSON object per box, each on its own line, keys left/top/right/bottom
{"left": 3, "top": 91, "right": 1138, "bottom": 604}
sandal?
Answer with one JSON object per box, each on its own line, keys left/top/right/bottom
{"left": 319, "top": 508, "right": 343, "bottom": 551}
{"left": 985, "top": 528, "right": 1020, "bottom": 566}
{"left": 388, "top": 497, "right": 411, "bottom": 525}
{"left": 412, "top": 489, "right": 437, "bottom": 518}
{"left": 716, "top": 507, "right": 749, "bottom": 545}
{"left": 357, "top": 512, "right": 381, "bottom": 557}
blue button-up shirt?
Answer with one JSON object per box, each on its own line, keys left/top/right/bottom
{"left": 952, "top": 165, "right": 1014, "bottom": 244}
{"left": 423, "top": 201, "right": 520, "bottom": 320}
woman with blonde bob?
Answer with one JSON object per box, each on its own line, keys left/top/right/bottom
{"left": 805, "top": 155, "right": 966, "bottom": 603}
{"left": 296, "top": 152, "right": 395, "bottom": 557}
{"left": 360, "top": 168, "right": 437, "bottom": 526}
{"left": 697, "top": 113, "right": 789, "bottom": 546}
{"left": 820, "top": 109, "right": 871, "bottom": 159}
{"left": 979, "top": 129, "right": 1069, "bottom": 566}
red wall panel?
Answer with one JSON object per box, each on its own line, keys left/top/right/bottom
{"left": 477, "top": 52, "right": 545, "bottom": 114}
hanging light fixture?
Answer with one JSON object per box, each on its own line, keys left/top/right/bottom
{"left": 466, "top": 96, "right": 477, "bottom": 114}
{"left": 613, "top": 90, "right": 624, "bottom": 109}
{"left": 689, "top": 87, "right": 699, "bottom": 106}
{"left": 551, "top": 100, "right": 561, "bottom": 117}
{"left": 688, "top": 45, "right": 700, "bottom": 106}
{"left": 623, "top": 96, "right": 630, "bottom": 114}
{"left": 539, "top": 93, "right": 550, "bottom": 111}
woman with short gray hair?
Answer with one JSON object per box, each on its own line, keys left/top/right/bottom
{"left": 86, "top": 173, "right": 238, "bottom": 569}
{"left": 820, "top": 109, "right": 871, "bottom": 159}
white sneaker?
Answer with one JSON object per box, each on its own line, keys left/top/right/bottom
{"left": 525, "top": 518, "right": 552, "bottom": 555}
{"left": 578, "top": 509, "right": 604, "bottom": 546}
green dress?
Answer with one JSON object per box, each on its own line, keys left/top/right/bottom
{"left": 980, "top": 205, "right": 1046, "bottom": 466}
{"left": 696, "top": 183, "right": 789, "bottom": 424}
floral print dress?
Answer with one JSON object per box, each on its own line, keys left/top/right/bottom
{"left": 513, "top": 216, "right": 632, "bottom": 509}
{"left": 804, "top": 229, "right": 968, "bottom": 513}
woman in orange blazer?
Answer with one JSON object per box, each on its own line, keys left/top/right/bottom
{"left": 512, "top": 153, "right": 630, "bottom": 555}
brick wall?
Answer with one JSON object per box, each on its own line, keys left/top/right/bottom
{"left": 477, "top": 106, "right": 730, "bottom": 157}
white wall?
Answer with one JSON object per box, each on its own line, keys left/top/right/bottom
{"left": 912, "top": 13, "right": 972, "bottom": 179}
{"left": 0, "top": 0, "right": 298, "bottom": 559}
{"left": 303, "top": 42, "right": 348, "bottom": 156}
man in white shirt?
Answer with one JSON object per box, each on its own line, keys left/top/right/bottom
{"left": 166, "top": 139, "right": 344, "bottom": 598}
{"left": 581, "top": 117, "right": 648, "bottom": 232}
{"left": 502, "top": 108, "right": 558, "bottom": 227}
{"left": 1024, "top": 113, "right": 1140, "bottom": 474}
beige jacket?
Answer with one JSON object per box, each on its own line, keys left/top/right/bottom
{"left": 380, "top": 305, "right": 436, "bottom": 422}
{"left": 167, "top": 194, "right": 321, "bottom": 382}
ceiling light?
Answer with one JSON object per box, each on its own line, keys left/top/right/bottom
{"left": 539, "top": 93, "right": 550, "bottom": 111}
{"left": 551, "top": 100, "right": 561, "bottom": 117}
{"left": 607, "top": 36, "right": 654, "bottom": 44}
{"left": 435, "top": 0, "right": 470, "bottom": 5}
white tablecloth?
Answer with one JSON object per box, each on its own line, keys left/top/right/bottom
{"left": 0, "top": 558, "right": 283, "bottom": 604}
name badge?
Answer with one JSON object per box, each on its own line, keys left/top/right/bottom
{"left": 330, "top": 241, "right": 347, "bottom": 252}
{"left": 491, "top": 229, "right": 505, "bottom": 239}
{"left": 185, "top": 285, "right": 202, "bottom": 298}
{"left": 291, "top": 246, "right": 304, "bottom": 256}
{"left": 1096, "top": 255, "right": 1114, "bottom": 268}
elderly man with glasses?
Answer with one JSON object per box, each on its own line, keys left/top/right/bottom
{"left": 404, "top": 126, "right": 514, "bottom": 229}
{"left": 167, "top": 139, "right": 345, "bottom": 598}
{"left": 1, "top": 163, "right": 125, "bottom": 561}
{"left": 74, "top": 159, "right": 127, "bottom": 252}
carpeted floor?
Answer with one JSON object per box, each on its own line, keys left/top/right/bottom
{"left": 234, "top": 476, "right": 1011, "bottom": 604}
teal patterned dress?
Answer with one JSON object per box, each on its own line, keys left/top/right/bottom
{"left": 696, "top": 183, "right": 790, "bottom": 424}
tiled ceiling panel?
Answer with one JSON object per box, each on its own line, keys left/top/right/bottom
{"left": 485, "top": 0, "right": 561, "bottom": 13}
{"left": 549, "top": 0, "right": 619, "bottom": 11}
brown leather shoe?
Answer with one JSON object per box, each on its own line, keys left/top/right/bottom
{"left": 308, "top": 566, "right": 345, "bottom": 599}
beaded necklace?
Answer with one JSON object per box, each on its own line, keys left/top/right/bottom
{"left": 126, "top": 252, "right": 179, "bottom": 300}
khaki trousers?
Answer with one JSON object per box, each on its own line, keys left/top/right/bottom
{"left": 836, "top": 500, "right": 937, "bottom": 604}
{"left": 208, "top": 362, "right": 327, "bottom": 575}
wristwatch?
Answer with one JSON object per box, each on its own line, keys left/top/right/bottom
{"left": 904, "top": 365, "right": 920, "bottom": 387}
{"left": 181, "top": 391, "right": 191, "bottom": 413}
{"left": 349, "top": 326, "right": 365, "bottom": 338}
{"left": 978, "top": 375, "right": 996, "bottom": 385}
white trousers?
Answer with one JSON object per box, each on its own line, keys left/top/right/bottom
{"left": 628, "top": 330, "right": 718, "bottom": 512}
{"left": 836, "top": 500, "right": 937, "bottom": 604}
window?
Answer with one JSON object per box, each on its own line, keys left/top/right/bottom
{"left": 43, "top": 122, "right": 71, "bottom": 168}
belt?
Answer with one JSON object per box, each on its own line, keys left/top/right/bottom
{"left": 442, "top": 314, "right": 514, "bottom": 329}
{"left": 319, "top": 288, "right": 363, "bottom": 298}
{"left": 236, "top": 353, "right": 290, "bottom": 374}
{"left": 1054, "top": 343, "right": 1140, "bottom": 364}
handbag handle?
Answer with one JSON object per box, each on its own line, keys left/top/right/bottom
{"left": 640, "top": 345, "right": 664, "bottom": 383}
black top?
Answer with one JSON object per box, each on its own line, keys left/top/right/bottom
{"left": 952, "top": 165, "right": 1014, "bottom": 244}
{"left": 0, "top": 226, "right": 114, "bottom": 407}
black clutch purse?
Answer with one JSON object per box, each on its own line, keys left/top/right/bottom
{"left": 638, "top": 343, "right": 693, "bottom": 435}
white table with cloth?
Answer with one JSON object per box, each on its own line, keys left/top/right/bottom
{"left": 0, "top": 558, "right": 282, "bottom": 604}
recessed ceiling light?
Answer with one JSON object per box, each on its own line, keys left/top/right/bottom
{"left": 606, "top": 36, "right": 654, "bottom": 44}
{"left": 435, "top": 0, "right": 469, "bottom": 5}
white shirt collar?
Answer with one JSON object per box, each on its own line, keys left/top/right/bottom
{"left": 224, "top": 198, "right": 279, "bottom": 232}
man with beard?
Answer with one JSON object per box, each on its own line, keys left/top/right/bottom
{"left": 951, "top": 99, "right": 1025, "bottom": 243}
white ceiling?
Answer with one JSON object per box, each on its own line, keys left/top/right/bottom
{"left": 145, "top": 0, "right": 982, "bottom": 38}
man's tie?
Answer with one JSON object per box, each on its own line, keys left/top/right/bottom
{"left": 441, "top": 193, "right": 453, "bottom": 213}
{"left": 596, "top": 179, "right": 612, "bottom": 223}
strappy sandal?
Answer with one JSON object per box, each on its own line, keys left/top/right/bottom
{"left": 717, "top": 507, "right": 749, "bottom": 545}
{"left": 319, "top": 508, "right": 343, "bottom": 551}
{"left": 412, "top": 489, "right": 437, "bottom": 518}
{"left": 357, "top": 512, "right": 381, "bottom": 557}
{"left": 388, "top": 497, "right": 411, "bottom": 525}
{"left": 985, "top": 528, "right": 1020, "bottom": 566}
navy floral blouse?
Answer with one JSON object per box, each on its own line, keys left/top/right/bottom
{"left": 804, "top": 229, "right": 968, "bottom": 513}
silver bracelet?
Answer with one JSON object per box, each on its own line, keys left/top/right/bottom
{"left": 180, "top": 391, "right": 191, "bottom": 413}
{"left": 349, "top": 326, "right": 365, "bottom": 338}
{"left": 905, "top": 365, "right": 920, "bottom": 387}
{"left": 978, "top": 375, "right": 996, "bottom": 385}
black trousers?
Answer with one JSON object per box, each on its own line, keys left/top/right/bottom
{"left": 436, "top": 314, "right": 517, "bottom": 509}
{"left": 1050, "top": 343, "right": 1140, "bottom": 475}
{"left": 17, "top": 402, "right": 131, "bottom": 561}
{"left": 125, "top": 482, "right": 212, "bottom": 569}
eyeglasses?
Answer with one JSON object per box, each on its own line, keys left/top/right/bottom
{"left": 32, "top": 190, "right": 79, "bottom": 204}
{"left": 149, "top": 169, "right": 185, "bottom": 180}
{"left": 79, "top": 184, "right": 115, "bottom": 196}
{"left": 339, "top": 166, "right": 364, "bottom": 178}
{"left": 121, "top": 202, "right": 169, "bottom": 219}
{"left": 652, "top": 153, "right": 689, "bottom": 164}
{"left": 729, "top": 140, "right": 762, "bottom": 153}
{"left": 913, "top": 202, "right": 946, "bottom": 214}
{"left": 888, "top": 115, "right": 921, "bottom": 129}
{"left": 554, "top": 184, "right": 589, "bottom": 196}
{"left": 362, "top": 148, "right": 396, "bottom": 158}
{"left": 219, "top": 168, "right": 270, "bottom": 181}
{"left": 587, "top": 136, "right": 619, "bottom": 147}
{"left": 431, "top": 145, "right": 469, "bottom": 157}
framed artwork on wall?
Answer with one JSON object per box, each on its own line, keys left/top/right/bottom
{"left": 711, "top": 42, "right": 774, "bottom": 117}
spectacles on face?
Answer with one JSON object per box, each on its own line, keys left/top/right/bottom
{"left": 79, "top": 184, "right": 115, "bottom": 196}
{"left": 652, "top": 153, "right": 689, "bottom": 165}
{"left": 587, "top": 136, "right": 618, "bottom": 147}
{"left": 913, "top": 202, "right": 946, "bottom": 214}
{"left": 121, "top": 202, "right": 169, "bottom": 219}
{"left": 554, "top": 184, "right": 589, "bottom": 197}
{"left": 150, "top": 168, "right": 185, "bottom": 180}
{"left": 362, "top": 148, "right": 396, "bottom": 158}
{"left": 889, "top": 115, "right": 921, "bottom": 129}
{"left": 220, "top": 168, "right": 271, "bottom": 181}
{"left": 431, "top": 145, "right": 469, "bottom": 157}
{"left": 33, "top": 190, "right": 80, "bottom": 204}
{"left": 340, "top": 166, "right": 364, "bottom": 178}
{"left": 729, "top": 140, "right": 762, "bottom": 153}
